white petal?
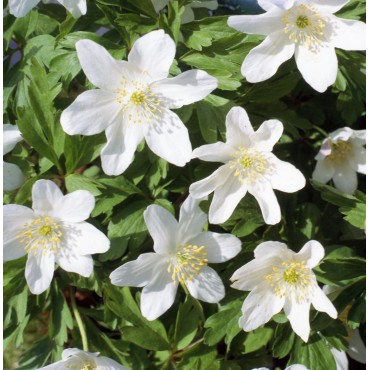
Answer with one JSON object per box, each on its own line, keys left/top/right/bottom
{"left": 178, "top": 195, "right": 207, "bottom": 243}
{"left": 189, "top": 231, "right": 241, "bottom": 263}
{"left": 347, "top": 329, "right": 366, "bottom": 364}
{"left": 257, "top": 0, "right": 276, "bottom": 11}
{"left": 268, "top": 0, "right": 295, "bottom": 9}
{"left": 110, "top": 253, "right": 165, "bottom": 287}
{"left": 61, "top": 89, "right": 120, "bottom": 136}
{"left": 296, "top": 240, "right": 325, "bottom": 268}
{"left": 25, "top": 252, "right": 55, "bottom": 294}
{"left": 3, "top": 204, "right": 34, "bottom": 262}
{"left": 227, "top": 9, "right": 284, "bottom": 36}
{"left": 152, "top": 70, "right": 217, "bottom": 109}
{"left": 209, "top": 173, "right": 248, "bottom": 224}
{"left": 250, "top": 119, "right": 283, "bottom": 152}
{"left": 332, "top": 162, "right": 358, "bottom": 194}
{"left": 328, "top": 16, "right": 366, "bottom": 51}
{"left": 32, "top": 180, "right": 64, "bottom": 216}
{"left": 231, "top": 256, "right": 279, "bottom": 291}
{"left": 192, "top": 142, "right": 234, "bottom": 163}
{"left": 144, "top": 109, "right": 192, "bottom": 167}
{"left": 248, "top": 182, "right": 281, "bottom": 225}
{"left": 189, "top": 165, "right": 230, "bottom": 199}
{"left": 309, "top": 0, "right": 349, "bottom": 14}
{"left": 94, "top": 356, "right": 127, "bottom": 370}
{"left": 225, "top": 106, "right": 254, "bottom": 148}
{"left": 285, "top": 366, "right": 309, "bottom": 370}
{"left": 349, "top": 145, "right": 366, "bottom": 174}
{"left": 253, "top": 241, "right": 289, "bottom": 259}
{"left": 242, "top": 31, "right": 295, "bottom": 83}
{"left": 331, "top": 348, "right": 348, "bottom": 370}
{"left": 238, "top": 283, "right": 285, "bottom": 332}
{"left": 295, "top": 44, "right": 338, "bottom": 93}
{"left": 3, "top": 162, "right": 24, "bottom": 192}
{"left": 76, "top": 39, "right": 126, "bottom": 91}
{"left": 3, "top": 123, "right": 23, "bottom": 155}
{"left": 284, "top": 299, "right": 311, "bottom": 342}
{"left": 312, "top": 159, "right": 335, "bottom": 184}
{"left": 56, "top": 248, "right": 93, "bottom": 277}
{"left": 185, "top": 266, "right": 225, "bottom": 303}
{"left": 62, "top": 348, "right": 92, "bottom": 360}
{"left": 311, "top": 285, "right": 338, "bottom": 318}
{"left": 269, "top": 156, "right": 306, "bottom": 193}
{"left": 128, "top": 30, "right": 175, "bottom": 81}
{"left": 101, "top": 117, "right": 144, "bottom": 176}
{"left": 8, "top": 0, "right": 40, "bottom": 17}
{"left": 58, "top": 0, "right": 87, "bottom": 18}
{"left": 52, "top": 190, "right": 95, "bottom": 222}
{"left": 62, "top": 221, "right": 110, "bottom": 255}
{"left": 141, "top": 265, "right": 178, "bottom": 320}
{"left": 144, "top": 204, "right": 178, "bottom": 254}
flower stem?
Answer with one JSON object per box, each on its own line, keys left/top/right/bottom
{"left": 70, "top": 287, "right": 88, "bottom": 352}
{"left": 313, "top": 125, "right": 328, "bottom": 137}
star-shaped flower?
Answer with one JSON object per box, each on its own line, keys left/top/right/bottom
{"left": 227, "top": 0, "right": 366, "bottom": 92}
{"left": 189, "top": 106, "right": 305, "bottom": 225}
{"left": 231, "top": 240, "right": 338, "bottom": 342}
{"left": 61, "top": 30, "right": 217, "bottom": 176}
{"left": 9, "top": 0, "right": 86, "bottom": 18}
{"left": 4, "top": 180, "right": 110, "bottom": 294}
{"left": 110, "top": 196, "right": 241, "bottom": 320}
{"left": 313, "top": 127, "right": 366, "bottom": 194}
{"left": 3, "top": 124, "right": 24, "bottom": 192}
{"left": 37, "top": 348, "right": 127, "bottom": 370}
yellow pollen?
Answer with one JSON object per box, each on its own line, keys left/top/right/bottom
{"left": 229, "top": 147, "right": 269, "bottom": 184}
{"left": 168, "top": 244, "right": 208, "bottom": 284}
{"left": 130, "top": 91, "right": 146, "bottom": 105}
{"left": 264, "top": 260, "right": 313, "bottom": 302}
{"left": 328, "top": 140, "right": 352, "bottom": 163}
{"left": 283, "top": 4, "right": 326, "bottom": 49}
{"left": 17, "top": 216, "right": 62, "bottom": 255}
{"left": 115, "top": 75, "right": 163, "bottom": 126}
{"left": 81, "top": 362, "right": 97, "bottom": 370}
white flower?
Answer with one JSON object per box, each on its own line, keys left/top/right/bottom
{"left": 189, "top": 106, "right": 305, "bottom": 225}
{"left": 37, "top": 348, "right": 127, "bottom": 370}
{"left": 8, "top": 0, "right": 86, "bottom": 18}
{"left": 227, "top": 0, "right": 366, "bottom": 92}
{"left": 231, "top": 240, "right": 338, "bottom": 342}
{"left": 313, "top": 127, "right": 366, "bottom": 194}
{"left": 61, "top": 30, "right": 217, "bottom": 176}
{"left": 3, "top": 124, "right": 24, "bottom": 192}
{"left": 254, "top": 365, "right": 308, "bottom": 370}
{"left": 3, "top": 180, "right": 110, "bottom": 294}
{"left": 110, "top": 195, "right": 241, "bottom": 320}
{"left": 152, "top": 0, "right": 218, "bottom": 24}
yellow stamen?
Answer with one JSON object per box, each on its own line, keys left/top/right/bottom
{"left": 328, "top": 140, "right": 352, "bottom": 163}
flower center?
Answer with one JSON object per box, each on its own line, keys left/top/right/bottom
{"left": 328, "top": 140, "right": 352, "bottom": 163}
{"left": 116, "top": 77, "right": 163, "bottom": 126}
{"left": 17, "top": 216, "right": 62, "bottom": 255}
{"left": 229, "top": 147, "right": 270, "bottom": 184}
{"left": 80, "top": 363, "right": 97, "bottom": 370}
{"left": 168, "top": 244, "right": 208, "bottom": 284}
{"left": 66, "top": 361, "right": 97, "bottom": 370}
{"left": 264, "top": 260, "right": 314, "bottom": 302}
{"left": 283, "top": 4, "right": 326, "bottom": 49}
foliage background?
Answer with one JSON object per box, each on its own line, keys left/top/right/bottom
{"left": 3, "top": 0, "right": 366, "bottom": 369}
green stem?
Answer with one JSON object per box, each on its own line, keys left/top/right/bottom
{"left": 70, "top": 287, "right": 88, "bottom": 352}
{"left": 181, "top": 284, "right": 205, "bottom": 323}
{"left": 313, "top": 125, "right": 329, "bottom": 137}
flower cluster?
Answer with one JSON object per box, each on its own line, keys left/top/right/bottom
{"left": 4, "top": 1, "right": 366, "bottom": 369}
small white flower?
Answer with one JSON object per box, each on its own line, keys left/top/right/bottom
{"left": 227, "top": 0, "right": 366, "bottom": 92}
{"left": 37, "top": 348, "right": 127, "bottom": 370}
{"left": 189, "top": 106, "right": 305, "bottom": 225}
{"left": 254, "top": 365, "right": 308, "bottom": 370}
{"left": 231, "top": 240, "right": 338, "bottom": 342}
{"left": 3, "top": 180, "right": 110, "bottom": 294}
{"left": 152, "top": 0, "right": 218, "bottom": 24}
{"left": 8, "top": 0, "right": 87, "bottom": 18}
{"left": 61, "top": 30, "right": 217, "bottom": 176}
{"left": 313, "top": 127, "right": 366, "bottom": 194}
{"left": 110, "top": 195, "right": 241, "bottom": 321}
{"left": 3, "top": 124, "right": 24, "bottom": 192}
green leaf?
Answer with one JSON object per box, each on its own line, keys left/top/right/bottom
{"left": 272, "top": 323, "right": 296, "bottom": 358}
{"left": 242, "top": 327, "right": 273, "bottom": 354}
{"left": 319, "top": 257, "right": 365, "bottom": 284}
